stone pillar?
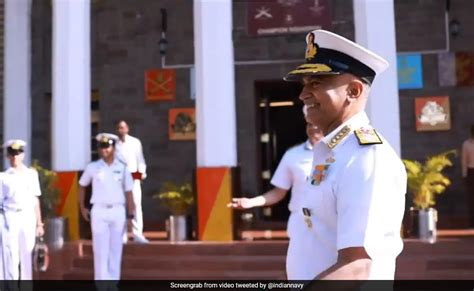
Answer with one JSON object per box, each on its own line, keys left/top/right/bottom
{"left": 353, "top": 0, "right": 401, "bottom": 155}
{"left": 194, "top": 0, "right": 237, "bottom": 241}
{"left": 51, "top": 0, "right": 91, "bottom": 240}
{"left": 3, "top": 0, "right": 32, "bottom": 166}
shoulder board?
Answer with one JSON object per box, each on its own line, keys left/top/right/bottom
{"left": 354, "top": 127, "right": 383, "bottom": 145}
{"left": 117, "top": 158, "right": 127, "bottom": 166}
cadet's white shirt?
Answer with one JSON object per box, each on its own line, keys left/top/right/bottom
{"left": 299, "top": 111, "right": 406, "bottom": 280}
{"left": 115, "top": 135, "right": 147, "bottom": 175}
{"left": 79, "top": 158, "right": 134, "bottom": 204}
{"left": 2, "top": 166, "right": 41, "bottom": 210}
{"left": 271, "top": 141, "right": 313, "bottom": 213}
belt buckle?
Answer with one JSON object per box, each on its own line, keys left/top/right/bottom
{"left": 106, "top": 204, "right": 113, "bottom": 209}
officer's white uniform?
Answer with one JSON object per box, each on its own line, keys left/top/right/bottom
{"left": 270, "top": 141, "right": 313, "bottom": 279}
{"left": 115, "top": 135, "right": 147, "bottom": 241}
{"left": 79, "top": 154, "right": 133, "bottom": 280}
{"left": 0, "top": 172, "right": 14, "bottom": 280}
{"left": 1, "top": 164, "right": 41, "bottom": 280}
{"left": 297, "top": 112, "right": 406, "bottom": 280}
{"left": 283, "top": 30, "right": 407, "bottom": 280}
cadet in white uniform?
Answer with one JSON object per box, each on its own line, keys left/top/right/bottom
{"left": 0, "top": 140, "right": 44, "bottom": 280}
{"left": 115, "top": 120, "right": 148, "bottom": 244}
{"left": 79, "top": 133, "right": 135, "bottom": 280}
{"left": 284, "top": 30, "right": 407, "bottom": 280}
{"left": 228, "top": 123, "right": 323, "bottom": 279}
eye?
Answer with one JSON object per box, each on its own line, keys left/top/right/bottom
{"left": 308, "top": 80, "right": 322, "bottom": 88}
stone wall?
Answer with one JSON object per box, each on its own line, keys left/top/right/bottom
{"left": 27, "top": 0, "right": 474, "bottom": 228}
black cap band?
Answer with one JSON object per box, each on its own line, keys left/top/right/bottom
{"left": 98, "top": 141, "right": 114, "bottom": 148}
{"left": 7, "top": 147, "right": 24, "bottom": 156}
{"left": 310, "top": 47, "right": 376, "bottom": 83}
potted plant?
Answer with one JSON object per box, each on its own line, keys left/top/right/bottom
{"left": 402, "top": 150, "right": 456, "bottom": 243}
{"left": 32, "top": 160, "right": 65, "bottom": 250}
{"left": 153, "top": 182, "right": 195, "bottom": 242}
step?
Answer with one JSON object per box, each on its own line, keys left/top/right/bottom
{"left": 80, "top": 241, "right": 289, "bottom": 257}
{"left": 63, "top": 269, "right": 286, "bottom": 280}
{"left": 72, "top": 255, "right": 286, "bottom": 271}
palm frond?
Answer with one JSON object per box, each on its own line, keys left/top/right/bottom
{"left": 402, "top": 149, "right": 456, "bottom": 210}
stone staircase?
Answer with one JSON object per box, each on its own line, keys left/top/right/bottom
{"left": 37, "top": 233, "right": 474, "bottom": 280}
{"left": 62, "top": 241, "right": 287, "bottom": 280}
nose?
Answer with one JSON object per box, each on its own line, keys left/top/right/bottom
{"left": 298, "top": 85, "right": 312, "bottom": 102}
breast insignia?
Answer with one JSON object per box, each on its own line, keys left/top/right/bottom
{"left": 354, "top": 127, "right": 383, "bottom": 145}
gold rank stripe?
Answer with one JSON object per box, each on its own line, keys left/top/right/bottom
{"left": 288, "top": 64, "right": 333, "bottom": 75}
{"left": 327, "top": 125, "right": 351, "bottom": 149}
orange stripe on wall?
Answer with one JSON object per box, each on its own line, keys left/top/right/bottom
{"left": 56, "top": 172, "right": 80, "bottom": 240}
{"left": 197, "top": 167, "right": 233, "bottom": 241}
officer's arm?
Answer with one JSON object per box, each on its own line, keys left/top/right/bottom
{"left": 314, "top": 247, "right": 371, "bottom": 280}
{"left": 125, "top": 191, "right": 135, "bottom": 217}
{"left": 258, "top": 187, "right": 288, "bottom": 206}
{"left": 78, "top": 186, "right": 87, "bottom": 211}
{"left": 228, "top": 187, "right": 287, "bottom": 209}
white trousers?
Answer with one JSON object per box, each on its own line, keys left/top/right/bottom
{"left": 1, "top": 210, "right": 36, "bottom": 280}
{"left": 91, "top": 204, "right": 126, "bottom": 280}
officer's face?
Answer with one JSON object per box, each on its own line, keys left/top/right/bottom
{"left": 98, "top": 144, "right": 114, "bottom": 159}
{"left": 117, "top": 121, "right": 129, "bottom": 137}
{"left": 8, "top": 152, "right": 24, "bottom": 166}
{"left": 299, "top": 74, "right": 359, "bottom": 135}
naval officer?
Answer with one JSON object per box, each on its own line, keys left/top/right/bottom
{"left": 284, "top": 29, "right": 407, "bottom": 280}
{"left": 78, "top": 133, "right": 135, "bottom": 280}
{"left": 0, "top": 140, "right": 44, "bottom": 280}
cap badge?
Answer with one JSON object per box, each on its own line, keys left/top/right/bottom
{"left": 305, "top": 32, "right": 317, "bottom": 60}
{"left": 11, "top": 143, "right": 22, "bottom": 150}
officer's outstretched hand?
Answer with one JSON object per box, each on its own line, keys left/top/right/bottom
{"left": 227, "top": 198, "right": 254, "bottom": 209}
{"left": 81, "top": 207, "right": 90, "bottom": 222}
{"left": 36, "top": 224, "right": 45, "bottom": 237}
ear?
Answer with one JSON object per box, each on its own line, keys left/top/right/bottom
{"left": 346, "top": 80, "right": 364, "bottom": 101}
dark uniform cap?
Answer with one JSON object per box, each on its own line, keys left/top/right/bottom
{"left": 284, "top": 30, "right": 389, "bottom": 84}
{"left": 3, "top": 139, "right": 26, "bottom": 155}
{"left": 95, "top": 133, "right": 118, "bottom": 148}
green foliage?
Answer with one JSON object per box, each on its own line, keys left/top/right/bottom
{"left": 152, "top": 182, "right": 195, "bottom": 216}
{"left": 403, "top": 150, "right": 456, "bottom": 210}
{"left": 32, "top": 160, "right": 61, "bottom": 219}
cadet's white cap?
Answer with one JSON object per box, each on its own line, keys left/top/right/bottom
{"left": 95, "top": 133, "right": 118, "bottom": 146}
{"left": 284, "top": 29, "right": 389, "bottom": 84}
{"left": 3, "top": 139, "right": 27, "bottom": 151}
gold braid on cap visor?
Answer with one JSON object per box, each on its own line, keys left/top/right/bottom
{"left": 287, "top": 63, "right": 333, "bottom": 75}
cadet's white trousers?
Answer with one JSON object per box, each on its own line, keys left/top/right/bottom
{"left": 2, "top": 210, "right": 36, "bottom": 280}
{"left": 123, "top": 180, "right": 144, "bottom": 242}
{"left": 131, "top": 180, "right": 144, "bottom": 237}
{"left": 91, "top": 204, "right": 126, "bottom": 280}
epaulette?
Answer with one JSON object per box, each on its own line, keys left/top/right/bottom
{"left": 354, "top": 127, "right": 383, "bottom": 145}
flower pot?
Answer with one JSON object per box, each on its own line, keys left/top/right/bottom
{"left": 44, "top": 216, "right": 67, "bottom": 251}
{"left": 168, "top": 215, "right": 187, "bottom": 242}
{"left": 418, "top": 208, "right": 437, "bottom": 244}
